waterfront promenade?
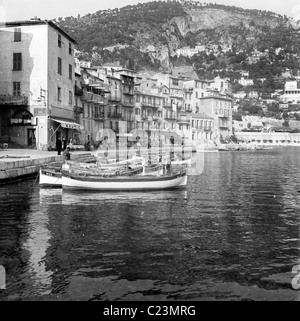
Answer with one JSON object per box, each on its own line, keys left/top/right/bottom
{"left": 0, "top": 148, "right": 93, "bottom": 183}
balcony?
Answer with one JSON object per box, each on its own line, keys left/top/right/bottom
{"left": 98, "top": 84, "right": 111, "bottom": 93}
{"left": 218, "top": 113, "right": 229, "bottom": 118}
{"left": 164, "top": 113, "right": 176, "bottom": 120}
{"left": 163, "top": 102, "right": 172, "bottom": 108}
{"left": 169, "top": 93, "right": 184, "bottom": 99}
{"left": 0, "top": 94, "right": 28, "bottom": 106}
{"left": 82, "top": 92, "right": 107, "bottom": 104}
{"left": 108, "top": 112, "right": 122, "bottom": 119}
{"left": 121, "top": 79, "right": 134, "bottom": 86}
{"left": 94, "top": 113, "right": 105, "bottom": 120}
{"left": 122, "top": 116, "right": 135, "bottom": 122}
{"left": 73, "top": 106, "right": 83, "bottom": 114}
{"left": 177, "top": 116, "right": 190, "bottom": 124}
{"left": 123, "top": 101, "right": 134, "bottom": 108}
{"left": 219, "top": 121, "right": 228, "bottom": 129}
{"left": 74, "top": 86, "right": 83, "bottom": 96}
{"left": 142, "top": 102, "right": 161, "bottom": 109}
{"left": 108, "top": 94, "right": 122, "bottom": 102}
{"left": 81, "top": 79, "right": 104, "bottom": 87}
{"left": 123, "top": 91, "right": 134, "bottom": 96}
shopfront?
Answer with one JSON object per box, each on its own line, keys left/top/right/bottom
{"left": 8, "top": 109, "right": 37, "bottom": 147}
{"left": 49, "top": 117, "right": 84, "bottom": 150}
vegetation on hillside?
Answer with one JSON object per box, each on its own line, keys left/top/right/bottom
{"left": 54, "top": 0, "right": 300, "bottom": 90}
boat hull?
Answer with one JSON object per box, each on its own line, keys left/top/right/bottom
{"left": 62, "top": 171, "right": 187, "bottom": 191}
{"left": 39, "top": 168, "right": 62, "bottom": 187}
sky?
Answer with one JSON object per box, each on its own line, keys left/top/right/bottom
{"left": 1, "top": 0, "right": 300, "bottom": 22}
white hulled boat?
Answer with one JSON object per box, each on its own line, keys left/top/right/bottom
{"left": 61, "top": 169, "right": 187, "bottom": 191}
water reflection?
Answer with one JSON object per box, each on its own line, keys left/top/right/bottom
{"left": 21, "top": 206, "right": 53, "bottom": 295}
{"left": 0, "top": 147, "right": 299, "bottom": 301}
{"left": 39, "top": 188, "right": 62, "bottom": 205}
{"left": 61, "top": 189, "right": 188, "bottom": 205}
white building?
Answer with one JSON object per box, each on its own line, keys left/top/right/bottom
{"left": 238, "top": 77, "right": 254, "bottom": 86}
{"left": 280, "top": 80, "right": 300, "bottom": 103}
{"left": 0, "top": 19, "right": 79, "bottom": 149}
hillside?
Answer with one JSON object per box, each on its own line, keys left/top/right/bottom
{"left": 54, "top": 0, "right": 300, "bottom": 84}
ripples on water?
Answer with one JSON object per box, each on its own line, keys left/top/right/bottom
{"left": 0, "top": 147, "right": 299, "bottom": 301}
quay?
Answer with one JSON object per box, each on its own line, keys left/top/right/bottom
{"left": 0, "top": 149, "right": 94, "bottom": 184}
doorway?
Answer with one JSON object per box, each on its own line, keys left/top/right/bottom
{"left": 27, "top": 129, "right": 36, "bottom": 148}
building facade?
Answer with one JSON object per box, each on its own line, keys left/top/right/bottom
{"left": 199, "top": 90, "right": 233, "bottom": 143}
{"left": 0, "top": 19, "right": 80, "bottom": 149}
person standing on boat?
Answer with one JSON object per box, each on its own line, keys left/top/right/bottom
{"left": 63, "top": 147, "right": 71, "bottom": 162}
{"left": 130, "top": 136, "right": 142, "bottom": 158}
{"left": 56, "top": 138, "right": 62, "bottom": 155}
{"left": 97, "top": 136, "right": 109, "bottom": 163}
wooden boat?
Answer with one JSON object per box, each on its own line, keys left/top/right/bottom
{"left": 39, "top": 158, "right": 158, "bottom": 187}
{"left": 39, "top": 162, "right": 143, "bottom": 187}
{"left": 61, "top": 169, "right": 187, "bottom": 191}
{"left": 39, "top": 165, "right": 63, "bottom": 187}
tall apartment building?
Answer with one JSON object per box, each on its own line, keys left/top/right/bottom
{"left": 183, "top": 78, "right": 209, "bottom": 113}
{"left": 0, "top": 19, "right": 79, "bottom": 149}
{"left": 134, "top": 76, "right": 164, "bottom": 143}
{"left": 199, "top": 90, "right": 233, "bottom": 143}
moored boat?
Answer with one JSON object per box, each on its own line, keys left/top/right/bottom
{"left": 39, "top": 165, "right": 63, "bottom": 187}
{"left": 39, "top": 158, "right": 160, "bottom": 187}
{"left": 61, "top": 169, "right": 187, "bottom": 191}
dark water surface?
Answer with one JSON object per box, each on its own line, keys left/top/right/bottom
{"left": 0, "top": 147, "right": 299, "bottom": 301}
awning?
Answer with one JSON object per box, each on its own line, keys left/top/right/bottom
{"left": 50, "top": 117, "right": 84, "bottom": 130}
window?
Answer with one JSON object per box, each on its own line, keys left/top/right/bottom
{"left": 69, "top": 42, "right": 72, "bottom": 55}
{"left": 14, "top": 28, "right": 21, "bottom": 42}
{"left": 69, "top": 91, "right": 72, "bottom": 105}
{"left": 196, "top": 92, "right": 198, "bottom": 98}
{"left": 69, "top": 64, "right": 72, "bottom": 80}
{"left": 13, "top": 53, "right": 22, "bottom": 70}
{"left": 13, "top": 82, "right": 21, "bottom": 96}
{"left": 172, "top": 79, "right": 179, "bottom": 86}
{"left": 58, "top": 34, "right": 62, "bottom": 47}
{"left": 58, "top": 87, "right": 61, "bottom": 101}
{"left": 58, "top": 57, "right": 62, "bottom": 75}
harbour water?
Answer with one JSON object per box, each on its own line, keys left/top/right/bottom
{"left": 0, "top": 147, "right": 299, "bottom": 301}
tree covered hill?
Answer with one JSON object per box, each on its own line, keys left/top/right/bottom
{"left": 53, "top": 0, "right": 300, "bottom": 83}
